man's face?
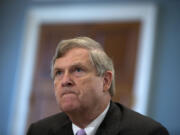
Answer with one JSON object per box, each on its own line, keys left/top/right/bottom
{"left": 53, "top": 48, "right": 108, "bottom": 113}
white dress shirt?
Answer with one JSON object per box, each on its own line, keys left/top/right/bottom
{"left": 72, "top": 103, "right": 110, "bottom": 135}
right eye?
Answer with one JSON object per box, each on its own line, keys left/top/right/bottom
{"left": 54, "top": 70, "right": 62, "bottom": 77}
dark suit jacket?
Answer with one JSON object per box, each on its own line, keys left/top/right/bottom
{"left": 27, "top": 102, "right": 169, "bottom": 135}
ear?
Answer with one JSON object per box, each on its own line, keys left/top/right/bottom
{"left": 103, "top": 71, "right": 113, "bottom": 92}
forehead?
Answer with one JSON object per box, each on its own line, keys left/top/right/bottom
{"left": 54, "top": 48, "right": 92, "bottom": 68}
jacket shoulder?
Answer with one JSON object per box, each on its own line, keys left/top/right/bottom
{"left": 27, "top": 112, "right": 69, "bottom": 135}
{"left": 116, "top": 103, "right": 160, "bottom": 127}
{"left": 110, "top": 102, "right": 169, "bottom": 134}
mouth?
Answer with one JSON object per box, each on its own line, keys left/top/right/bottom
{"left": 61, "top": 91, "right": 77, "bottom": 97}
{"left": 62, "top": 93, "right": 76, "bottom": 98}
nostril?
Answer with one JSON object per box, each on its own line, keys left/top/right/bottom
{"left": 62, "top": 81, "right": 73, "bottom": 87}
{"left": 67, "top": 82, "right": 72, "bottom": 86}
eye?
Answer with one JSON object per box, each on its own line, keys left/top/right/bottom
{"left": 75, "top": 67, "right": 83, "bottom": 72}
{"left": 72, "top": 66, "right": 85, "bottom": 76}
{"left": 54, "top": 70, "right": 62, "bottom": 77}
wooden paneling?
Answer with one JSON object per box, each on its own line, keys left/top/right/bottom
{"left": 27, "top": 22, "right": 140, "bottom": 128}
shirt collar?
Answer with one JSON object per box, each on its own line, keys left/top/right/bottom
{"left": 72, "top": 103, "right": 110, "bottom": 135}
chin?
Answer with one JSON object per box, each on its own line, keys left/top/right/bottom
{"left": 60, "top": 102, "right": 79, "bottom": 113}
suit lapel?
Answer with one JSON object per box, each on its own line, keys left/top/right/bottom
{"left": 54, "top": 122, "right": 73, "bottom": 135}
{"left": 48, "top": 102, "right": 122, "bottom": 135}
{"left": 95, "top": 101, "right": 123, "bottom": 135}
{"left": 48, "top": 113, "right": 74, "bottom": 135}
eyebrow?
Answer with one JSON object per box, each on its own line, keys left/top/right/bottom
{"left": 53, "top": 62, "right": 88, "bottom": 71}
{"left": 71, "top": 62, "right": 87, "bottom": 68}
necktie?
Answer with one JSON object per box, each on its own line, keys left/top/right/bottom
{"left": 76, "top": 129, "right": 87, "bottom": 135}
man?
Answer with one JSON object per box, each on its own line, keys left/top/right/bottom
{"left": 27, "top": 37, "right": 169, "bottom": 135}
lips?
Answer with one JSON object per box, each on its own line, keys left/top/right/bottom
{"left": 61, "top": 90, "right": 77, "bottom": 97}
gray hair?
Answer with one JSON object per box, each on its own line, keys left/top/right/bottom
{"left": 51, "top": 37, "right": 115, "bottom": 96}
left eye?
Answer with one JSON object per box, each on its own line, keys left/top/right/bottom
{"left": 72, "top": 66, "right": 86, "bottom": 76}
{"left": 75, "top": 67, "right": 82, "bottom": 72}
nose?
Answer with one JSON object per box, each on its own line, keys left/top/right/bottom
{"left": 61, "top": 71, "right": 74, "bottom": 87}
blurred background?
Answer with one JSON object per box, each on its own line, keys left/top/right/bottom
{"left": 0, "top": 0, "right": 180, "bottom": 135}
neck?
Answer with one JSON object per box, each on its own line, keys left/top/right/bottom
{"left": 67, "top": 98, "right": 110, "bottom": 128}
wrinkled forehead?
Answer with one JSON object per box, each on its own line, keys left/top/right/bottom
{"left": 53, "top": 48, "right": 97, "bottom": 74}
{"left": 56, "top": 47, "right": 90, "bottom": 59}
{"left": 55, "top": 47, "right": 93, "bottom": 65}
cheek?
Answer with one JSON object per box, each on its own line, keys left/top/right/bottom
{"left": 54, "top": 89, "right": 60, "bottom": 101}
{"left": 54, "top": 80, "right": 61, "bottom": 92}
{"left": 80, "top": 77, "right": 103, "bottom": 96}
{"left": 88, "top": 77, "right": 103, "bottom": 89}
{"left": 54, "top": 81, "right": 61, "bottom": 100}
{"left": 54, "top": 80, "right": 59, "bottom": 88}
